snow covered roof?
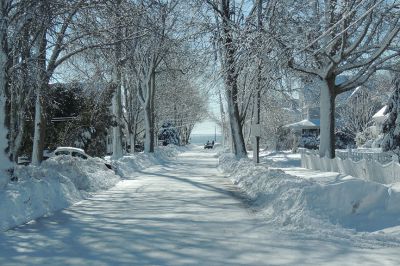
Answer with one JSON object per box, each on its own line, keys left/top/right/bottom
{"left": 54, "top": 147, "right": 86, "bottom": 154}
{"left": 348, "top": 86, "right": 361, "bottom": 99}
{"left": 372, "top": 105, "right": 388, "bottom": 119}
{"left": 372, "top": 105, "right": 388, "bottom": 124}
{"left": 284, "top": 119, "right": 320, "bottom": 130}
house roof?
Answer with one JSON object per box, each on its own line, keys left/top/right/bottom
{"left": 372, "top": 105, "right": 388, "bottom": 119}
{"left": 372, "top": 105, "right": 388, "bottom": 125}
{"left": 284, "top": 119, "right": 320, "bottom": 130}
{"left": 348, "top": 86, "right": 361, "bottom": 99}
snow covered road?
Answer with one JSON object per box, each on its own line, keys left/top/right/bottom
{"left": 1, "top": 147, "right": 400, "bottom": 265}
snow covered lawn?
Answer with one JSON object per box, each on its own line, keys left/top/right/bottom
{"left": 221, "top": 150, "right": 400, "bottom": 244}
{"left": 0, "top": 145, "right": 181, "bottom": 232}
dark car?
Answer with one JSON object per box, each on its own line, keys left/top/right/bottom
{"left": 204, "top": 143, "right": 214, "bottom": 149}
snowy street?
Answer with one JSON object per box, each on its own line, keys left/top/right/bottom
{"left": 1, "top": 147, "right": 400, "bottom": 266}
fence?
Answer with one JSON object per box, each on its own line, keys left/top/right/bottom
{"left": 299, "top": 148, "right": 400, "bottom": 184}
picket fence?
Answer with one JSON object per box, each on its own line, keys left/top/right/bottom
{"left": 299, "top": 148, "right": 400, "bottom": 184}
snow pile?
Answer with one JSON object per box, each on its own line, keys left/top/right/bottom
{"left": 0, "top": 173, "right": 77, "bottom": 232}
{"left": 113, "top": 144, "right": 184, "bottom": 178}
{"left": 0, "top": 156, "right": 119, "bottom": 232}
{"left": 259, "top": 150, "right": 301, "bottom": 168}
{"left": 39, "top": 156, "right": 119, "bottom": 192}
{"left": 0, "top": 145, "right": 184, "bottom": 232}
{"left": 154, "top": 144, "right": 186, "bottom": 160}
{"left": 219, "top": 153, "right": 400, "bottom": 239}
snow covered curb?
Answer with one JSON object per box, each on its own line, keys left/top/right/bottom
{"left": 219, "top": 153, "right": 400, "bottom": 243}
{"left": 0, "top": 145, "right": 184, "bottom": 232}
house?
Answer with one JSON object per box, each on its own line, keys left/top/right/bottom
{"left": 284, "top": 79, "right": 321, "bottom": 136}
{"left": 284, "top": 76, "right": 358, "bottom": 149}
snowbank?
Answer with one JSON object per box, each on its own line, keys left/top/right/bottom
{"left": 0, "top": 145, "right": 183, "bottom": 232}
{"left": 219, "top": 153, "right": 400, "bottom": 242}
{"left": 113, "top": 144, "right": 184, "bottom": 178}
{"left": 0, "top": 156, "right": 119, "bottom": 232}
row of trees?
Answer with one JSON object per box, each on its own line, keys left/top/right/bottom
{"left": 203, "top": 0, "right": 400, "bottom": 158}
{"left": 0, "top": 0, "right": 208, "bottom": 185}
{"left": 1, "top": 0, "right": 399, "bottom": 185}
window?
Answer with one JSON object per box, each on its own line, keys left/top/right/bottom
{"left": 72, "top": 151, "right": 87, "bottom": 159}
{"left": 55, "top": 151, "right": 70, "bottom": 156}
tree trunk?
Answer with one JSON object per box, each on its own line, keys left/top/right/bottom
{"left": 253, "top": 0, "right": 263, "bottom": 163}
{"left": 110, "top": 0, "right": 124, "bottom": 159}
{"left": 111, "top": 52, "right": 123, "bottom": 158}
{"left": 31, "top": 89, "right": 45, "bottom": 165}
{"left": 218, "top": 88, "right": 227, "bottom": 147}
{"left": 319, "top": 78, "right": 336, "bottom": 158}
{"left": 220, "top": 0, "right": 247, "bottom": 158}
{"left": 150, "top": 70, "right": 155, "bottom": 152}
{"left": 11, "top": 33, "right": 30, "bottom": 162}
{"left": 132, "top": 108, "right": 140, "bottom": 152}
{"left": 143, "top": 104, "right": 153, "bottom": 153}
{"left": 0, "top": 1, "right": 12, "bottom": 185}
{"left": 226, "top": 88, "right": 247, "bottom": 157}
{"left": 143, "top": 69, "right": 155, "bottom": 153}
{"left": 112, "top": 84, "right": 123, "bottom": 158}
{"left": 9, "top": 85, "right": 21, "bottom": 163}
{"left": 31, "top": 27, "right": 48, "bottom": 166}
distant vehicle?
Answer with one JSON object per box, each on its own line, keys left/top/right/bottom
{"left": 204, "top": 142, "right": 214, "bottom": 149}
{"left": 53, "top": 147, "right": 113, "bottom": 170}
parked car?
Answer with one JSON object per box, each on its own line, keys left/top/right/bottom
{"left": 53, "top": 147, "right": 88, "bottom": 158}
{"left": 53, "top": 147, "right": 113, "bottom": 170}
{"left": 204, "top": 142, "right": 214, "bottom": 149}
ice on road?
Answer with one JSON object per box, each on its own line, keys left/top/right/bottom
{"left": 1, "top": 148, "right": 399, "bottom": 265}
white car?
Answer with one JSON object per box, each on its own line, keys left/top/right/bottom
{"left": 53, "top": 147, "right": 113, "bottom": 170}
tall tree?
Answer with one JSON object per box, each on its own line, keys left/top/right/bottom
{"left": 131, "top": 0, "right": 181, "bottom": 153}
{"left": 110, "top": 0, "right": 124, "bottom": 159}
{"left": 0, "top": 0, "right": 12, "bottom": 185}
{"left": 205, "top": 0, "right": 247, "bottom": 157}
{"left": 277, "top": 0, "right": 400, "bottom": 158}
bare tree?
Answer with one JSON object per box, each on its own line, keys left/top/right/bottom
{"left": 276, "top": 0, "right": 400, "bottom": 158}
{"left": 129, "top": 0, "right": 182, "bottom": 153}
{"left": 204, "top": 0, "right": 248, "bottom": 157}
{"left": 0, "top": 0, "right": 12, "bottom": 184}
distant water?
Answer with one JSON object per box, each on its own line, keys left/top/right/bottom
{"left": 189, "top": 134, "right": 222, "bottom": 145}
